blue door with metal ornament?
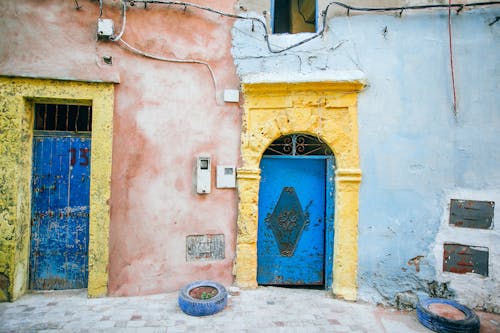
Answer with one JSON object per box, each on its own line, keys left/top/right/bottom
{"left": 257, "top": 155, "right": 333, "bottom": 287}
{"left": 30, "top": 132, "right": 91, "bottom": 290}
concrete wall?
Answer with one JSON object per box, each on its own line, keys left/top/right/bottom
{"left": 2, "top": 0, "right": 499, "bottom": 311}
{"left": 0, "top": 0, "right": 240, "bottom": 297}
{"left": 232, "top": 5, "right": 500, "bottom": 311}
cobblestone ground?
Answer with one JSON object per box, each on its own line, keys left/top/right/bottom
{"left": 1, "top": 287, "right": 499, "bottom": 333}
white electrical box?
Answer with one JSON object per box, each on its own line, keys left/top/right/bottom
{"left": 196, "top": 156, "right": 211, "bottom": 194}
{"left": 223, "top": 89, "right": 240, "bottom": 103}
{"left": 97, "top": 18, "right": 114, "bottom": 40}
{"left": 216, "top": 165, "right": 236, "bottom": 188}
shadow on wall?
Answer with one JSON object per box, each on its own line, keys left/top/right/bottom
{"left": 0, "top": 273, "right": 9, "bottom": 301}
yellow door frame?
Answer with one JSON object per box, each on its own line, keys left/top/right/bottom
{"left": 0, "top": 77, "right": 114, "bottom": 300}
{"left": 235, "top": 77, "right": 364, "bottom": 300}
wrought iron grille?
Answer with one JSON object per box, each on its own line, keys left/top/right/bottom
{"left": 264, "top": 134, "right": 332, "bottom": 156}
{"left": 34, "top": 103, "right": 92, "bottom": 132}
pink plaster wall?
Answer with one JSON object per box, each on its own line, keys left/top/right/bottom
{"left": 1, "top": 0, "right": 241, "bottom": 295}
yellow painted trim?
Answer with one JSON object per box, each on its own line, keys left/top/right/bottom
{"left": 0, "top": 77, "right": 114, "bottom": 300}
{"left": 237, "top": 81, "right": 363, "bottom": 300}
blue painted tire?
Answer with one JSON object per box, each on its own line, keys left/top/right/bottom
{"left": 178, "top": 280, "right": 228, "bottom": 316}
{"left": 416, "top": 298, "right": 480, "bottom": 333}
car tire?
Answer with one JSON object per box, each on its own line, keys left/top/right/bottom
{"left": 416, "top": 298, "right": 480, "bottom": 333}
{"left": 178, "top": 280, "right": 228, "bottom": 316}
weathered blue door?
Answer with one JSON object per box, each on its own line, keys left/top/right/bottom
{"left": 257, "top": 156, "right": 327, "bottom": 286}
{"left": 30, "top": 133, "right": 91, "bottom": 290}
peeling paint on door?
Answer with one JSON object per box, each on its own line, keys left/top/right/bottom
{"left": 30, "top": 134, "right": 91, "bottom": 289}
{"left": 258, "top": 156, "right": 327, "bottom": 286}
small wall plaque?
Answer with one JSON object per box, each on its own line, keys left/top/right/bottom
{"left": 186, "top": 234, "right": 225, "bottom": 261}
{"left": 449, "top": 199, "right": 494, "bottom": 229}
{"left": 443, "top": 243, "right": 489, "bottom": 277}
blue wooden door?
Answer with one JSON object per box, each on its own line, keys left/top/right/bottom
{"left": 30, "top": 133, "right": 91, "bottom": 290}
{"left": 257, "top": 156, "right": 326, "bottom": 286}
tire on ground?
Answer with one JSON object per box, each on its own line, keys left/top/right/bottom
{"left": 416, "top": 298, "right": 480, "bottom": 333}
{"left": 178, "top": 280, "right": 228, "bottom": 316}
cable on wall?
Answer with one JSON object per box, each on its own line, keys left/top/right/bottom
{"left": 126, "top": 0, "right": 327, "bottom": 53}
{"left": 101, "top": 0, "right": 221, "bottom": 103}
{"left": 126, "top": 1, "right": 500, "bottom": 54}
{"left": 127, "top": 0, "right": 277, "bottom": 49}
{"left": 111, "top": 0, "right": 127, "bottom": 42}
{"left": 101, "top": 1, "right": 499, "bottom": 105}
{"left": 118, "top": 39, "right": 219, "bottom": 103}
{"left": 448, "top": 0, "right": 458, "bottom": 116}
{"left": 327, "top": 1, "right": 500, "bottom": 12}
{"left": 99, "top": 0, "right": 103, "bottom": 17}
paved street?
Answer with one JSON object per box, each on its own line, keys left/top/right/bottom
{"left": 1, "top": 286, "right": 499, "bottom": 333}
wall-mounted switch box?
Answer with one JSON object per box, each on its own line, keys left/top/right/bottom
{"left": 196, "top": 156, "right": 211, "bottom": 194}
{"left": 223, "top": 89, "right": 239, "bottom": 103}
{"left": 216, "top": 165, "right": 236, "bottom": 188}
{"left": 97, "top": 18, "right": 114, "bottom": 40}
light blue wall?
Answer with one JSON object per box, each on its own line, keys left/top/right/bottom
{"left": 233, "top": 8, "right": 500, "bottom": 308}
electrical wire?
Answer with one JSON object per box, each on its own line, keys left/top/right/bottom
{"left": 448, "top": 0, "right": 458, "bottom": 115}
{"left": 127, "top": 0, "right": 318, "bottom": 53}
{"left": 327, "top": 1, "right": 500, "bottom": 12}
{"left": 99, "top": 0, "right": 103, "bottom": 17}
{"left": 125, "top": 0, "right": 500, "bottom": 54}
{"left": 105, "top": 0, "right": 498, "bottom": 105}
{"left": 105, "top": 0, "right": 219, "bottom": 102}
{"left": 111, "top": 0, "right": 127, "bottom": 42}
{"left": 118, "top": 38, "right": 218, "bottom": 102}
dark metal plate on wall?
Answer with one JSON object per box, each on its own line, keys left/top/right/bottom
{"left": 186, "top": 234, "right": 225, "bottom": 261}
{"left": 449, "top": 199, "right": 494, "bottom": 229}
{"left": 443, "top": 243, "right": 489, "bottom": 277}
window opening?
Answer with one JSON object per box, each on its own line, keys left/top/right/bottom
{"left": 34, "top": 103, "right": 92, "bottom": 132}
{"left": 264, "top": 134, "right": 332, "bottom": 156}
{"left": 273, "top": 0, "right": 316, "bottom": 34}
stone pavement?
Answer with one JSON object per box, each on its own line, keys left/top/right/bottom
{"left": 1, "top": 286, "right": 499, "bottom": 333}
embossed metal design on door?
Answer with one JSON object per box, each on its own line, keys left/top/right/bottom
{"left": 257, "top": 156, "right": 327, "bottom": 286}
{"left": 30, "top": 104, "right": 91, "bottom": 290}
{"left": 265, "top": 187, "right": 309, "bottom": 257}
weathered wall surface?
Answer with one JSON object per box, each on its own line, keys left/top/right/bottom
{"left": 0, "top": 0, "right": 240, "bottom": 298}
{"left": 0, "top": 78, "right": 114, "bottom": 301}
{"left": 232, "top": 5, "right": 500, "bottom": 311}
{"left": 105, "top": 1, "right": 241, "bottom": 296}
{"left": 0, "top": 80, "right": 32, "bottom": 301}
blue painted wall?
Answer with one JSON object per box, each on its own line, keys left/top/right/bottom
{"left": 232, "top": 8, "right": 500, "bottom": 310}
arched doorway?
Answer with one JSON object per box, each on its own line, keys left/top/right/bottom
{"left": 257, "top": 134, "right": 335, "bottom": 288}
{"left": 235, "top": 76, "right": 364, "bottom": 300}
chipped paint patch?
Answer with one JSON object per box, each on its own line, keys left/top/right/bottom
{"left": 0, "top": 77, "right": 113, "bottom": 300}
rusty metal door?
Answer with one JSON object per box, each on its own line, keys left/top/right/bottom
{"left": 30, "top": 132, "right": 90, "bottom": 290}
{"left": 257, "top": 156, "right": 333, "bottom": 287}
